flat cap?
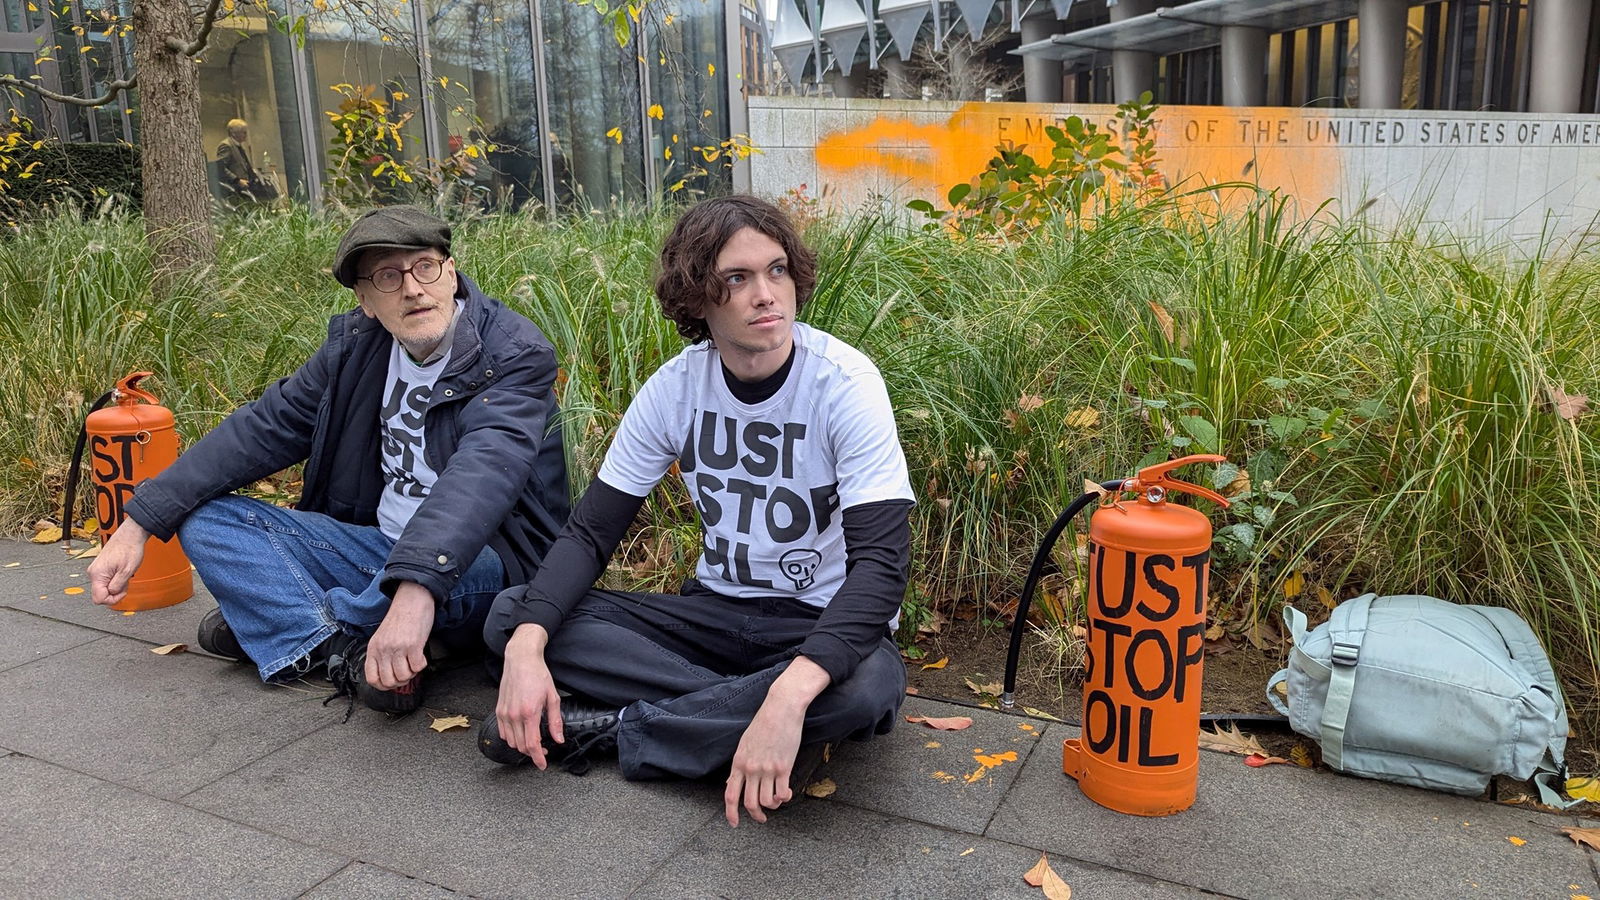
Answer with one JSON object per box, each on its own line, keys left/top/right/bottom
{"left": 332, "top": 206, "right": 452, "bottom": 288}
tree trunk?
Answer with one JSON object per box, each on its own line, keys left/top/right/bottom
{"left": 131, "top": 0, "right": 215, "bottom": 277}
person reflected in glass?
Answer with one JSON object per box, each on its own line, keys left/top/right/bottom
{"left": 216, "top": 117, "right": 279, "bottom": 208}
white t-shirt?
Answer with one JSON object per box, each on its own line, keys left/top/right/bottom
{"left": 598, "top": 323, "right": 915, "bottom": 608}
{"left": 376, "top": 339, "right": 452, "bottom": 539}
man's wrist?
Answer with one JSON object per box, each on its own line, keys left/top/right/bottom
{"left": 765, "top": 655, "right": 830, "bottom": 713}
{"left": 508, "top": 622, "right": 550, "bottom": 654}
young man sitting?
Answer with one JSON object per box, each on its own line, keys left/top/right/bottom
{"left": 480, "top": 195, "right": 914, "bottom": 827}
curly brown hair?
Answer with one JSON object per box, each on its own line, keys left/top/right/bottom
{"left": 654, "top": 195, "right": 817, "bottom": 343}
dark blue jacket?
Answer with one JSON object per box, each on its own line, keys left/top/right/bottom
{"left": 124, "top": 273, "right": 570, "bottom": 601}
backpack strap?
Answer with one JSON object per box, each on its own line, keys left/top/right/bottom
{"left": 1266, "top": 605, "right": 1310, "bottom": 716}
{"left": 1469, "top": 605, "right": 1580, "bottom": 810}
{"left": 1320, "top": 592, "right": 1376, "bottom": 771}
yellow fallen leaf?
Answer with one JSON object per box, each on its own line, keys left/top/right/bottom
{"left": 1564, "top": 776, "right": 1600, "bottom": 803}
{"left": 63, "top": 587, "right": 85, "bottom": 595}
{"left": 1282, "top": 570, "right": 1305, "bottom": 599}
{"left": 4, "top": 562, "right": 19, "bottom": 568}
{"left": 1289, "top": 744, "right": 1315, "bottom": 768}
{"left": 151, "top": 643, "right": 186, "bottom": 655}
{"left": 1204, "top": 623, "right": 1226, "bottom": 641}
{"left": 30, "top": 526, "right": 62, "bottom": 543}
{"left": 964, "top": 677, "right": 1002, "bottom": 697}
{"left": 121, "top": 610, "right": 135, "bottom": 616}
{"left": 905, "top": 715, "right": 974, "bottom": 731}
{"left": 1198, "top": 723, "right": 1268, "bottom": 756}
{"left": 73, "top": 545, "right": 101, "bottom": 559}
{"left": 958, "top": 847, "right": 975, "bottom": 857}
{"left": 920, "top": 656, "right": 949, "bottom": 670}
{"left": 1023, "top": 706, "right": 1062, "bottom": 722}
{"left": 1063, "top": 406, "right": 1100, "bottom": 429}
{"left": 1147, "top": 301, "right": 1176, "bottom": 342}
{"left": 1018, "top": 723, "right": 1035, "bottom": 732}
{"left": 1506, "top": 836, "right": 1526, "bottom": 846}
{"left": 802, "top": 777, "right": 836, "bottom": 798}
{"left": 429, "top": 714, "right": 470, "bottom": 733}
{"left": 925, "top": 741, "right": 941, "bottom": 748}
{"left": 1316, "top": 586, "right": 1336, "bottom": 610}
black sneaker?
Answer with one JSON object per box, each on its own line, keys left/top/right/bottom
{"left": 789, "top": 740, "right": 833, "bottom": 796}
{"left": 548, "top": 700, "right": 621, "bottom": 776}
{"left": 196, "top": 607, "right": 246, "bottom": 662}
{"left": 477, "top": 712, "right": 531, "bottom": 766}
{"left": 321, "top": 633, "right": 422, "bottom": 721}
{"left": 477, "top": 702, "right": 620, "bottom": 774}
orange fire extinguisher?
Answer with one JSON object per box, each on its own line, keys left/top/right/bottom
{"left": 1003, "top": 454, "right": 1228, "bottom": 817}
{"left": 62, "top": 372, "right": 193, "bottom": 611}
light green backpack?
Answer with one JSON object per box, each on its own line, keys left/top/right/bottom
{"left": 1268, "top": 593, "right": 1576, "bottom": 806}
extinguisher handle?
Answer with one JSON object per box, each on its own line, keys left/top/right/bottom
{"left": 1134, "top": 454, "right": 1231, "bottom": 508}
{"left": 1155, "top": 476, "right": 1231, "bottom": 508}
{"left": 115, "top": 371, "right": 159, "bottom": 406}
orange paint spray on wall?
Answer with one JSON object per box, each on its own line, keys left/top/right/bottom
{"left": 811, "top": 102, "right": 1343, "bottom": 216}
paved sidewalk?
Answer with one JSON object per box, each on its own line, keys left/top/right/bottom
{"left": 2, "top": 537, "right": 1596, "bottom": 899}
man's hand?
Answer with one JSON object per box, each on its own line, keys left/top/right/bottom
{"left": 365, "top": 582, "right": 434, "bottom": 690}
{"left": 495, "top": 623, "right": 564, "bottom": 769}
{"left": 87, "top": 521, "right": 149, "bottom": 607}
{"left": 725, "top": 656, "right": 831, "bottom": 827}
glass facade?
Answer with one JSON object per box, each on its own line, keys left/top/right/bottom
{"left": 2, "top": 0, "right": 733, "bottom": 208}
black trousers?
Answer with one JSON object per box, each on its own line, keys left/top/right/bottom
{"left": 484, "top": 582, "right": 905, "bottom": 779}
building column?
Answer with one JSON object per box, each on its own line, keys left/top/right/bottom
{"left": 1021, "top": 15, "right": 1064, "bottom": 103}
{"left": 1356, "top": 0, "right": 1407, "bottom": 109}
{"left": 826, "top": 67, "right": 869, "bottom": 98}
{"left": 1219, "top": 25, "right": 1267, "bottom": 106}
{"left": 880, "top": 54, "right": 916, "bottom": 99}
{"left": 1528, "top": 0, "right": 1593, "bottom": 113}
{"left": 1110, "top": 0, "right": 1156, "bottom": 103}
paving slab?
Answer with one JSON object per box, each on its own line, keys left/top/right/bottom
{"left": 0, "top": 634, "right": 344, "bottom": 798}
{"left": 0, "top": 606, "right": 101, "bottom": 673}
{"left": 820, "top": 696, "right": 1046, "bottom": 834}
{"left": 5, "top": 542, "right": 216, "bottom": 650}
{"left": 987, "top": 723, "right": 1598, "bottom": 899}
{"left": 638, "top": 792, "right": 1205, "bottom": 899}
{"left": 300, "top": 863, "right": 467, "bottom": 899}
{"left": 0, "top": 754, "right": 346, "bottom": 899}
{"left": 183, "top": 712, "right": 725, "bottom": 898}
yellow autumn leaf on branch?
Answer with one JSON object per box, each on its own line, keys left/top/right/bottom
{"left": 605, "top": 126, "right": 622, "bottom": 144}
{"left": 647, "top": 104, "right": 664, "bottom": 120}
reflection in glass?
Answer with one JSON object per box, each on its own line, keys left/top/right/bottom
{"left": 196, "top": 0, "right": 308, "bottom": 203}
{"left": 539, "top": 0, "right": 645, "bottom": 211}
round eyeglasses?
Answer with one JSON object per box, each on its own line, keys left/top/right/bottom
{"left": 359, "top": 257, "right": 446, "bottom": 293}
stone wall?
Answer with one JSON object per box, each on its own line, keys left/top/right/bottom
{"left": 749, "top": 97, "right": 1600, "bottom": 246}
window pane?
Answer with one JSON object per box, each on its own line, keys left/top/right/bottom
{"left": 195, "top": 0, "right": 310, "bottom": 204}
{"left": 647, "top": 0, "right": 731, "bottom": 198}
{"left": 424, "top": 0, "right": 545, "bottom": 211}
{"left": 540, "top": 0, "right": 646, "bottom": 211}
{"left": 304, "top": 3, "right": 428, "bottom": 204}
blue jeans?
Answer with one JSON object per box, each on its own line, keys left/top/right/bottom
{"left": 178, "top": 495, "right": 505, "bottom": 682}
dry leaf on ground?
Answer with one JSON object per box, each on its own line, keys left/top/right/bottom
{"left": 964, "top": 677, "right": 1003, "bottom": 697}
{"left": 1507, "top": 836, "right": 1527, "bottom": 846}
{"left": 1016, "top": 394, "right": 1045, "bottom": 413}
{"left": 150, "top": 643, "right": 186, "bottom": 655}
{"left": 1199, "top": 723, "right": 1269, "bottom": 756}
{"left": 63, "top": 587, "right": 84, "bottom": 595}
{"left": 1561, "top": 826, "right": 1600, "bottom": 851}
{"left": 1281, "top": 571, "right": 1305, "bottom": 599}
{"left": 4, "top": 562, "right": 19, "bottom": 568}
{"left": 1204, "top": 623, "right": 1226, "bottom": 641}
{"left": 73, "top": 545, "right": 101, "bottom": 559}
{"left": 904, "top": 687, "right": 919, "bottom": 695}
{"left": 1022, "top": 852, "right": 1072, "bottom": 898}
{"left": 429, "top": 714, "right": 470, "bottom": 733}
{"left": 921, "top": 656, "right": 949, "bottom": 670}
{"left": 1022, "top": 707, "right": 1062, "bottom": 722}
{"left": 1023, "top": 853, "right": 1051, "bottom": 887}
{"left": 30, "top": 526, "right": 62, "bottom": 544}
{"left": 1244, "top": 753, "right": 1289, "bottom": 767}
{"left": 917, "top": 610, "right": 948, "bottom": 635}
{"left": 905, "top": 715, "right": 974, "bottom": 731}
{"left": 1542, "top": 385, "right": 1590, "bottom": 421}
{"left": 1289, "top": 744, "right": 1315, "bottom": 768}
{"left": 803, "top": 777, "right": 837, "bottom": 799}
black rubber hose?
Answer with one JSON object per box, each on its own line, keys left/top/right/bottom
{"left": 1001, "top": 479, "right": 1127, "bottom": 708}
{"left": 60, "top": 390, "right": 117, "bottom": 549}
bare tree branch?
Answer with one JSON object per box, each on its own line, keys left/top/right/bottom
{"left": 167, "top": 0, "right": 229, "bottom": 57}
{"left": 0, "top": 72, "right": 138, "bottom": 107}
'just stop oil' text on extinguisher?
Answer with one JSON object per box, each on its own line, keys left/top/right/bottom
{"left": 62, "top": 372, "right": 193, "bottom": 611}
{"left": 1002, "top": 455, "right": 1229, "bottom": 817}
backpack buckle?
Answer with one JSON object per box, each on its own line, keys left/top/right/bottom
{"left": 1331, "top": 641, "right": 1361, "bottom": 665}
